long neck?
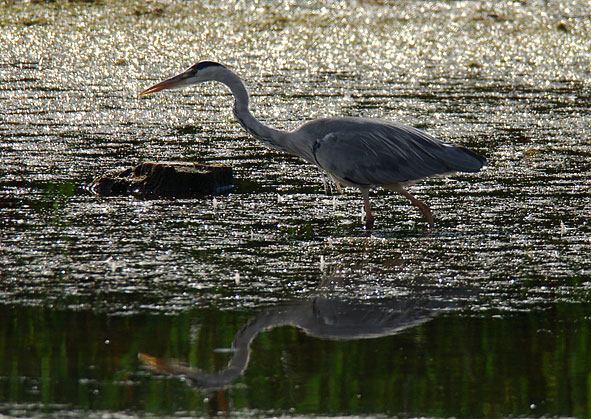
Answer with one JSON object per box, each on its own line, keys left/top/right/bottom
{"left": 215, "top": 69, "right": 293, "bottom": 153}
{"left": 174, "top": 305, "right": 300, "bottom": 389}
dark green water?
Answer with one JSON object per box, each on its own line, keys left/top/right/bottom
{"left": 1, "top": 302, "right": 590, "bottom": 417}
{"left": 1, "top": 0, "right": 591, "bottom": 417}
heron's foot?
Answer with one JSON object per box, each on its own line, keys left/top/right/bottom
{"left": 424, "top": 213, "right": 435, "bottom": 231}
{"left": 364, "top": 214, "right": 375, "bottom": 230}
{"left": 422, "top": 209, "right": 435, "bottom": 231}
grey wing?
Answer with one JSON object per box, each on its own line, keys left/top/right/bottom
{"left": 312, "top": 121, "right": 486, "bottom": 187}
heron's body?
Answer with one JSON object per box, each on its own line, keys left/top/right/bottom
{"left": 140, "top": 61, "right": 486, "bottom": 228}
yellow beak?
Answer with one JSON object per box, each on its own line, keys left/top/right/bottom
{"left": 139, "top": 72, "right": 188, "bottom": 97}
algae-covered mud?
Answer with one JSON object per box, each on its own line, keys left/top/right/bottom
{"left": 1, "top": 1, "right": 590, "bottom": 416}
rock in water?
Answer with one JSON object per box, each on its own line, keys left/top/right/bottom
{"left": 90, "top": 162, "right": 233, "bottom": 197}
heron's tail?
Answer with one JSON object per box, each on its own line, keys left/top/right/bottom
{"left": 446, "top": 145, "right": 487, "bottom": 173}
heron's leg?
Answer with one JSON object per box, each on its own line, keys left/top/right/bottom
{"left": 328, "top": 175, "right": 343, "bottom": 194}
{"left": 361, "top": 189, "right": 374, "bottom": 229}
{"left": 400, "top": 188, "right": 435, "bottom": 229}
{"left": 387, "top": 185, "right": 435, "bottom": 229}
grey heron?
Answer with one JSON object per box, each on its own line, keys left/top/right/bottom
{"left": 140, "top": 61, "right": 486, "bottom": 229}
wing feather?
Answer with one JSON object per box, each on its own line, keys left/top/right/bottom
{"left": 305, "top": 118, "right": 486, "bottom": 187}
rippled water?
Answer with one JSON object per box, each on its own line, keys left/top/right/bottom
{"left": 1, "top": 0, "right": 591, "bottom": 417}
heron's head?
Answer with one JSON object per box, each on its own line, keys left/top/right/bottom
{"left": 139, "top": 61, "right": 226, "bottom": 96}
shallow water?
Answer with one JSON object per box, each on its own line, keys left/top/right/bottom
{"left": 1, "top": 0, "right": 591, "bottom": 417}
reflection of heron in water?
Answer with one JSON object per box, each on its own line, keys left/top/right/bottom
{"left": 140, "top": 287, "right": 472, "bottom": 389}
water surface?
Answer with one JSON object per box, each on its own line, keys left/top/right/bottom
{"left": 1, "top": 0, "right": 590, "bottom": 417}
